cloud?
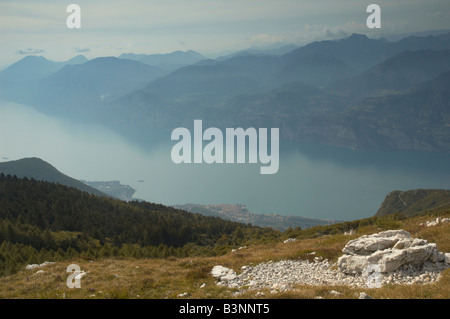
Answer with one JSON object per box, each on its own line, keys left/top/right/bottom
{"left": 15, "top": 48, "right": 44, "bottom": 55}
{"left": 325, "top": 29, "right": 350, "bottom": 39}
{"left": 74, "top": 47, "right": 90, "bottom": 53}
{"left": 249, "top": 34, "right": 284, "bottom": 46}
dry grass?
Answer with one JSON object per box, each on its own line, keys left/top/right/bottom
{"left": 0, "top": 212, "right": 449, "bottom": 299}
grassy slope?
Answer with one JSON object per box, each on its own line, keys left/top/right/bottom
{"left": 375, "top": 189, "right": 450, "bottom": 217}
{"left": 0, "top": 208, "right": 449, "bottom": 299}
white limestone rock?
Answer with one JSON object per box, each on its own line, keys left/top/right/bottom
{"left": 424, "top": 217, "right": 450, "bottom": 227}
{"left": 342, "top": 230, "right": 411, "bottom": 256}
{"left": 338, "top": 229, "right": 447, "bottom": 275}
{"left": 26, "top": 261, "right": 55, "bottom": 270}
{"left": 211, "top": 265, "right": 237, "bottom": 282}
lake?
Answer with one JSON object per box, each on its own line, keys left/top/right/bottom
{"left": 1, "top": 100, "right": 449, "bottom": 221}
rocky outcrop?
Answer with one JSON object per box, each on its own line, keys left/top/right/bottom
{"left": 211, "top": 265, "right": 237, "bottom": 282}
{"left": 211, "top": 229, "right": 449, "bottom": 292}
{"left": 337, "top": 230, "right": 448, "bottom": 275}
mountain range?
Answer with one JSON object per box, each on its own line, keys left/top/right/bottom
{"left": 1, "top": 32, "right": 450, "bottom": 152}
{"left": 118, "top": 50, "right": 206, "bottom": 71}
{"left": 0, "top": 55, "right": 87, "bottom": 101}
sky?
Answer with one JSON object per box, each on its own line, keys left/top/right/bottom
{"left": 1, "top": 0, "right": 449, "bottom": 67}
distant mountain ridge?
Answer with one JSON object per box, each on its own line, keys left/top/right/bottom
{"left": 31, "top": 57, "right": 167, "bottom": 117}
{"left": 328, "top": 50, "right": 450, "bottom": 102}
{"left": 1, "top": 32, "right": 450, "bottom": 152}
{"left": 100, "top": 32, "right": 450, "bottom": 151}
{"left": 118, "top": 50, "right": 206, "bottom": 71}
{"left": 0, "top": 55, "right": 87, "bottom": 82}
{"left": 0, "top": 158, "right": 108, "bottom": 198}
{"left": 0, "top": 55, "right": 87, "bottom": 100}
{"left": 319, "top": 70, "right": 450, "bottom": 151}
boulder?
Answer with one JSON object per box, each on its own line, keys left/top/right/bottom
{"left": 211, "top": 265, "right": 237, "bottom": 282}
{"left": 338, "top": 230, "right": 448, "bottom": 275}
{"left": 342, "top": 230, "right": 411, "bottom": 256}
{"left": 445, "top": 253, "right": 450, "bottom": 264}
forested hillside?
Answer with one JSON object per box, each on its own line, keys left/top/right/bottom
{"left": 0, "top": 174, "right": 278, "bottom": 275}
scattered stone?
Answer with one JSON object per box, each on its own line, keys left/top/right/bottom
{"left": 330, "top": 290, "right": 341, "bottom": 296}
{"left": 177, "top": 292, "right": 189, "bottom": 298}
{"left": 211, "top": 229, "right": 449, "bottom": 292}
{"left": 200, "top": 283, "right": 206, "bottom": 288}
{"left": 421, "top": 217, "right": 450, "bottom": 227}
{"left": 344, "top": 229, "right": 356, "bottom": 235}
{"left": 359, "top": 292, "right": 375, "bottom": 299}
{"left": 284, "top": 238, "right": 297, "bottom": 244}
{"left": 26, "top": 261, "right": 54, "bottom": 270}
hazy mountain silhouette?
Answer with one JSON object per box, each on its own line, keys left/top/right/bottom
{"left": 119, "top": 50, "right": 206, "bottom": 71}
{"left": 284, "top": 33, "right": 389, "bottom": 72}
{"left": 0, "top": 55, "right": 87, "bottom": 82}
{"left": 306, "top": 71, "right": 450, "bottom": 151}
{"left": 328, "top": 50, "right": 450, "bottom": 102}
{"left": 31, "top": 57, "right": 166, "bottom": 118}
{"left": 1, "top": 32, "right": 449, "bottom": 152}
{"left": 0, "top": 157, "right": 109, "bottom": 197}
{"left": 0, "top": 55, "right": 87, "bottom": 100}
{"left": 286, "top": 32, "right": 450, "bottom": 72}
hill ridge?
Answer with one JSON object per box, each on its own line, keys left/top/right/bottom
{"left": 0, "top": 157, "right": 108, "bottom": 198}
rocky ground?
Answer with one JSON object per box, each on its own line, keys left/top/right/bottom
{"left": 211, "top": 227, "right": 450, "bottom": 293}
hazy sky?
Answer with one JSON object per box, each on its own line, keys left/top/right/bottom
{"left": 1, "top": 0, "right": 449, "bottom": 66}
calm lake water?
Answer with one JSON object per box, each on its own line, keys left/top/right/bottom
{"left": 1, "top": 101, "right": 449, "bottom": 221}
